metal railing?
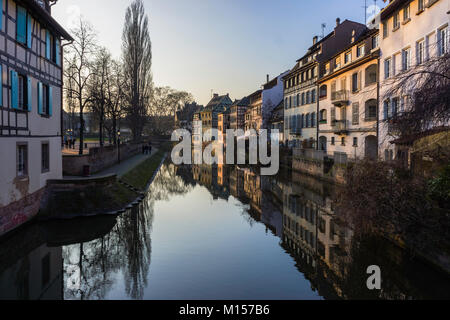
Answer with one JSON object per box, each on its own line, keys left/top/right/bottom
{"left": 331, "top": 90, "right": 349, "bottom": 102}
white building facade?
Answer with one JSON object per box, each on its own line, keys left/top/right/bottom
{"left": 0, "top": 0, "right": 72, "bottom": 236}
{"left": 378, "top": 0, "right": 449, "bottom": 161}
{"left": 318, "top": 29, "right": 380, "bottom": 160}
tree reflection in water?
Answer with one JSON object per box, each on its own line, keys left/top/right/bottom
{"left": 63, "top": 163, "right": 193, "bottom": 300}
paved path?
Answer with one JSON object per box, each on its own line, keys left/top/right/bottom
{"left": 63, "top": 148, "right": 158, "bottom": 180}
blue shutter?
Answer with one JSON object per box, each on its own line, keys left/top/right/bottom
{"left": 48, "top": 86, "right": 53, "bottom": 116}
{"left": 38, "top": 82, "right": 43, "bottom": 114}
{"left": 17, "top": 6, "right": 27, "bottom": 44}
{"left": 46, "top": 30, "right": 51, "bottom": 59}
{"left": 27, "top": 14, "right": 32, "bottom": 49}
{"left": 55, "top": 38, "right": 60, "bottom": 65}
{"left": 11, "top": 70, "right": 18, "bottom": 109}
{"left": 27, "top": 77, "right": 32, "bottom": 111}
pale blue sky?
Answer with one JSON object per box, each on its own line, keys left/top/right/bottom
{"left": 53, "top": 0, "right": 385, "bottom": 105}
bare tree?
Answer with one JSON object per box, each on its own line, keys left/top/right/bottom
{"left": 382, "top": 49, "right": 450, "bottom": 142}
{"left": 148, "top": 86, "right": 193, "bottom": 134}
{"left": 64, "top": 18, "right": 97, "bottom": 155}
{"left": 106, "top": 60, "right": 126, "bottom": 145}
{"left": 122, "top": 0, "right": 153, "bottom": 142}
{"left": 87, "top": 47, "right": 112, "bottom": 147}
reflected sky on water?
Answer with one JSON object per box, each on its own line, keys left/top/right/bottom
{"left": 0, "top": 162, "right": 449, "bottom": 300}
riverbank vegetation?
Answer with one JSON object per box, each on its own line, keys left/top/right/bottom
{"left": 121, "top": 150, "right": 166, "bottom": 190}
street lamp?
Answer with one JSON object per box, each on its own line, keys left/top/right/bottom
{"left": 117, "top": 130, "right": 121, "bottom": 164}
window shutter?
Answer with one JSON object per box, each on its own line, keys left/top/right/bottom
{"left": 38, "top": 82, "right": 43, "bottom": 114}
{"left": 56, "top": 38, "right": 60, "bottom": 65}
{"left": 27, "top": 77, "right": 32, "bottom": 111}
{"left": 358, "top": 71, "right": 362, "bottom": 90}
{"left": 17, "top": 6, "right": 27, "bottom": 44}
{"left": 27, "top": 14, "right": 32, "bottom": 49}
{"left": 331, "top": 107, "right": 336, "bottom": 122}
{"left": 11, "top": 70, "right": 18, "bottom": 109}
{"left": 352, "top": 103, "right": 359, "bottom": 125}
{"left": 48, "top": 86, "right": 53, "bottom": 116}
{"left": 46, "top": 31, "right": 51, "bottom": 59}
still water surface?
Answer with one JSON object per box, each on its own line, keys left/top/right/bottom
{"left": 0, "top": 162, "right": 449, "bottom": 300}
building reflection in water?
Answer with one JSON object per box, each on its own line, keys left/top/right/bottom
{"left": 1, "top": 162, "right": 449, "bottom": 300}
{"left": 0, "top": 223, "right": 62, "bottom": 300}
{"left": 180, "top": 163, "right": 450, "bottom": 300}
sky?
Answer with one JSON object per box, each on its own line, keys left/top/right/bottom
{"left": 53, "top": 0, "right": 385, "bottom": 106}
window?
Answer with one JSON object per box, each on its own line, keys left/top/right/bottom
{"left": 403, "top": 4, "right": 410, "bottom": 21}
{"left": 319, "top": 85, "right": 327, "bottom": 98}
{"left": 352, "top": 73, "right": 359, "bottom": 92}
{"left": 331, "top": 107, "right": 336, "bottom": 123}
{"left": 393, "top": 13, "right": 400, "bottom": 30}
{"left": 344, "top": 51, "right": 352, "bottom": 64}
{"left": 306, "top": 91, "right": 310, "bottom": 104}
{"left": 365, "top": 99, "right": 378, "bottom": 120}
{"left": 17, "top": 143, "right": 28, "bottom": 177}
{"left": 331, "top": 137, "right": 335, "bottom": 145}
{"left": 311, "top": 89, "right": 316, "bottom": 103}
{"left": 372, "top": 35, "right": 379, "bottom": 49}
{"left": 417, "top": 40, "right": 425, "bottom": 64}
{"left": 18, "top": 74, "right": 27, "bottom": 110}
{"left": 353, "top": 137, "right": 358, "bottom": 147}
{"left": 365, "top": 64, "right": 377, "bottom": 86}
{"left": 402, "top": 48, "right": 410, "bottom": 71}
{"left": 341, "top": 137, "right": 346, "bottom": 146}
{"left": 352, "top": 103, "right": 359, "bottom": 125}
{"left": 296, "top": 94, "right": 300, "bottom": 107}
{"left": 311, "top": 112, "right": 316, "bottom": 127}
{"left": 41, "top": 142, "right": 50, "bottom": 173}
{"left": 383, "top": 21, "right": 389, "bottom": 38}
{"left": 301, "top": 93, "right": 305, "bottom": 105}
{"left": 392, "top": 97, "right": 399, "bottom": 116}
{"left": 325, "top": 63, "right": 330, "bottom": 75}
{"left": 285, "top": 98, "right": 288, "bottom": 109}
{"left": 320, "top": 109, "right": 327, "bottom": 123}
{"left": 16, "top": 6, "right": 27, "bottom": 44}
{"left": 335, "top": 56, "right": 341, "bottom": 69}
{"left": 383, "top": 100, "right": 390, "bottom": 120}
{"left": 384, "top": 58, "right": 391, "bottom": 79}
{"left": 38, "top": 83, "right": 51, "bottom": 116}
{"left": 438, "top": 26, "right": 448, "bottom": 56}
{"left": 357, "top": 45, "right": 365, "bottom": 57}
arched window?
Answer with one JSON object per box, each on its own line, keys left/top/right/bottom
{"left": 365, "top": 64, "right": 378, "bottom": 86}
{"left": 320, "top": 109, "right": 327, "bottom": 123}
{"left": 319, "top": 85, "right": 327, "bottom": 98}
{"left": 365, "top": 99, "right": 377, "bottom": 121}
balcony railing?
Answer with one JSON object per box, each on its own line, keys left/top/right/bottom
{"left": 331, "top": 90, "right": 349, "bottom": 107}
{"left": 332, "top": 120, "right": 349, "bottom": 134}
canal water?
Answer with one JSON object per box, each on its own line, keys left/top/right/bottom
{"left": 0, "top": 162, "right": 449, "bottom": 300}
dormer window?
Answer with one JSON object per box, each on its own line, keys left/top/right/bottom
{"left": 335, "top": 56, "right": 341, "bottom": 69}
{"left": 344, "top": 51, "right": 352, "bottom": 64}
{"left": 357, "top": 45, "right": 365, "bottom": 58}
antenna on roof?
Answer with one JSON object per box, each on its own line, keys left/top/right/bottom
{"left": 320, "top": 23, "right": 326, "bottom": 39}
{"left": 363, "top": 0, "right": 368, "bottom": 25}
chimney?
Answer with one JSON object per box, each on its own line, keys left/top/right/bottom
{"left": 336, "top": 18, "right": 341, "bottom": 27}
{"left": 313, "top": 36, "right": 318, "bottom": 45}
{"left": 213, "top": 93, "right": 219, "bottom": 98}
{"left": 266, "top": 74, "right": 270, "bottom": 83}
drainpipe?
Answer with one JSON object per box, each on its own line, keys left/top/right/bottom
{"left": 61, "top": 39, "right": 74, "bottom": 147}
{"left": 376, "top": 55, "right": 380, "bottom": 159}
